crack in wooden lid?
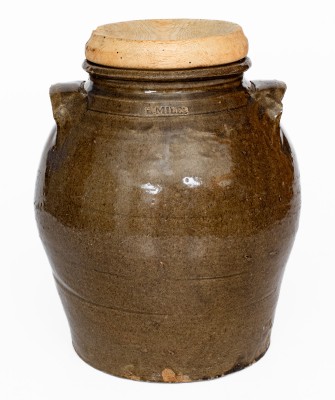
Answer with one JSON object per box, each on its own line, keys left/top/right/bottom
{"left": 85, "top": 19, "right": 248, "bottom": 69}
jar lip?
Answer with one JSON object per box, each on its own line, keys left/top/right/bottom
{"left": 82, "top": 58, "right": 251, "bottom": 82}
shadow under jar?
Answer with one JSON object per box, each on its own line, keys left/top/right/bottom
{"left": 35, "top": 19, "right": 300, "bottom": 382}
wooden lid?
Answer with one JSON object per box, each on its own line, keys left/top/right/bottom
{"left": 85, "top": 19, "right": 248, "bottom": 69}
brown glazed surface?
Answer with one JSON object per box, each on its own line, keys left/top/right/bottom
{"left": 35, "top": 58, "right": 300, "bottom": 382}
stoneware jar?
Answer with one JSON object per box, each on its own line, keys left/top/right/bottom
{"left": 35, "top": 19, "right": 300, "bottom": 382}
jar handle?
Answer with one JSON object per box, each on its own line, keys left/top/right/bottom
{"left": 247, "top": 80, "right": 286, "bottom": 137}
{"left": 49, "top": 81, "right": 87, "bottom": 147}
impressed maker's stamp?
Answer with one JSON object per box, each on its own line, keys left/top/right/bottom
{"left": 144, "top": 105, "right": 189, "bottom": 116}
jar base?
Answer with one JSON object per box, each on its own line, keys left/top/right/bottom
{"left": 72, "top": 341, "right": 270, "bottom": 383}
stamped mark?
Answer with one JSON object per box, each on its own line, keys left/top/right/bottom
{"left": 145, "top": 105, "right": 189, "bottom": 116}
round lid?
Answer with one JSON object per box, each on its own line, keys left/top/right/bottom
{"left": 85, "top": 19, "right": 248, "bottom": 69}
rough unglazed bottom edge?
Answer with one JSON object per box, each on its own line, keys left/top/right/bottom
{"left": 72, "top": 342, "right": 270, "bottom": 383}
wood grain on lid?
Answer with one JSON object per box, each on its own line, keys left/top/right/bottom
{"left": 85, "top": 19, "right": 248, "bottom": 69}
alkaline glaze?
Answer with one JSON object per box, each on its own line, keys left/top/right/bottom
{"left": 35, "top": 57, "right": 300, "bottom": 382}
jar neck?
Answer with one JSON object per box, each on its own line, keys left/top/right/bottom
{"left": 83, "top": 58, "right": 251, "bottom": 116}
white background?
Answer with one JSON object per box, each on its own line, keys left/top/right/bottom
{"left": 1, "top": 1, "right": 334, "bottom": 399}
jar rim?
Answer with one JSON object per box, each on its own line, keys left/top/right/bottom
{"left": 83, "top": 58, "right": 251, "bottom": 82}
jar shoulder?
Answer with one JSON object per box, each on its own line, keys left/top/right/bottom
{"left": 35, "top": 108, "right": 300, "bottom": 236}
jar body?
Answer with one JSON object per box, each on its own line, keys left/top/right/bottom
{"left": 35, "top": 63, "right": 300, "bottom": 382}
